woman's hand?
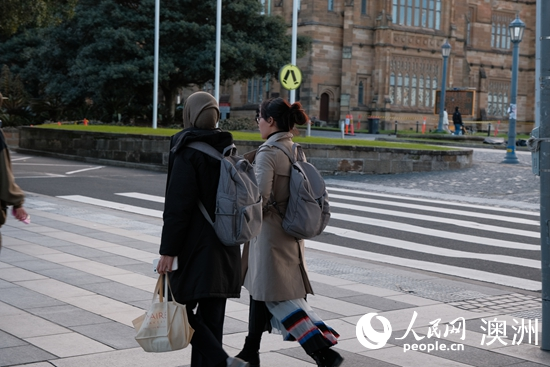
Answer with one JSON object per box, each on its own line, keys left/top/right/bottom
{"left": 13, "top": 207, "right": 28, "bottom": 221}
{"left": 157, "top": 255, "right": 175, "bottom": 275}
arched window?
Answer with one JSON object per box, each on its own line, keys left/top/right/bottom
{"left": 389, "top": 73, "right": 396, "bottom": 104}
{"left": 411, "top": 75, "right": 417, "bottom": 106}
{"left": 432, "top": 77, "right": 438, "bottom": 107}
{"left": 358, "top": 81, "right": 364, "bottom": 105}
{"left": 403, "top": 74, "right": 410, "bottom": 106}
{"left": 397, "top": 73, "right": 403, "bottom": 105}
{"left": 328, "top": 0, "right": 333, "bottom": 11}
{"left": 418, "top": 75, "right": 424, "bottom": 107}
{"left": 424, "top": 76, "right": 431, "bottom": 107}
{"left": 247, "top": 77, "right": 264, "bottom": 103}
{"left": 361, "top": 0, "right": 367, "bottom": 15}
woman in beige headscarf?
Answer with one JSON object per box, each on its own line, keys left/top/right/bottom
{"left": 157, "top": 92, "right": 248, "bottom": 367}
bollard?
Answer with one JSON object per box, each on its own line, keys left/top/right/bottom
{"left": 416, "top": 121, "right": 419, "bottom": 133}
{"left": 341, "top": 120, "right": 345, "bottom": 139}
{"left": 394, "top": 120, "right": 398, "bottom": 135}
{"left": 487, "top": 123, "right": 491, "bottom": 137}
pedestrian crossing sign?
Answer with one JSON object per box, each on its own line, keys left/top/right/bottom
{"left": 279, "top": 64, "right": 302, "bottom": 90}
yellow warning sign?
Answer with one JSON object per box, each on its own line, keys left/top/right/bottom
{"left": 279, "top": 64, "right": 302, "bottom": 90}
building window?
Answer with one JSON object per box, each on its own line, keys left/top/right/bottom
{"left": 466, "top": 7, "right": 474, "bottom": 46}
{"left": 247, "top": 77, "right": 264, "bottom": 104}
{"left": 411, "top": 75, "right": 417, "bottom": 106}
{"left": 389, "top": 74, "right": 395, "bottom": 104}
{"left": 342, "top": 47, "right": 352, "bottom": 59}
{"left": 260, "top": 0, "right": 265, "bottom": 14}
{"left": 491, "top": 13, "right": 513, "bottom": 50}
{"left": 390, "top": 58, "right": 439, "bottom": 109}
{"left": 361, "top": 0, "right": 367, "bottom": 15}
{"left": 358, "top": 81, "right": 364, "bottom": 105}
{"left": 487, "top": 80, "right": 509, "bottom": 118}
{"left": 392, "top": 0, "right": 441, "bottom": 30}
{"left": 328, "top": 0, "right": 333, "bottom": 11}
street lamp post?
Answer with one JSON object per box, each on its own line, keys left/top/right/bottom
{"left": 502, "top": 15, "right": 525, "bottom": 164}
{"left": 436, "top": 40, "right": 451, "bottom": 133}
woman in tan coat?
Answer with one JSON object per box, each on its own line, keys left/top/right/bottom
{"left": 237, "top": 98, "right": 342, "bottom": 367}
{"left": 0, "top": 92, "right": 29, "bottom": 251}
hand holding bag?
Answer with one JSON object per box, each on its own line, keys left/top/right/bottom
{"left": 132, "top": 274, "right": 194, "bottom": 352}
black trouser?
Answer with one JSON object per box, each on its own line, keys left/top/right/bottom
{"left": 246, "top": 296, "right": 272, "bottom": 337}
{"left": 186, "top": 298, "right": 228, "bottom": 367}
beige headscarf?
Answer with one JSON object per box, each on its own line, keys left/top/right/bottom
{"left": 182, "top": 92, "right": 220, "bottom": 130}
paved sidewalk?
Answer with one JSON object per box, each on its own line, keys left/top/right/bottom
{"left": 0, "top": 190, "right": 548, "bottom": 367}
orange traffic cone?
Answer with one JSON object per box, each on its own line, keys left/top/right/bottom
{"left": 57, "top": 121, "right": 61, "bottom": 126}
{"left": 83, "top": 118, "right": 89, "bottom": 126}
{"left": 494, "top": 120, "right": 500, "bottom": 137}
{"left": 350, "top": 116, "right": 355, "bottom": 135}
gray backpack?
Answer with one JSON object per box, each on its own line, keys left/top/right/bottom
{"left": 187, "top": 142, "right": 262, "bottom": 246}
{"left": 268, "top": 142, "right": 330, "bottom": 239}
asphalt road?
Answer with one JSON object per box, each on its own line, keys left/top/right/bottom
{"left": 9, "top": 148, "right": 541, "bottom": 289}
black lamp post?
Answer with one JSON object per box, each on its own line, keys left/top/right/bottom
{"left": 502, "top": 15, "right": 525, "bottom": 164}
{"left": 436, "top": 40, "right": 451, "bottom": 133}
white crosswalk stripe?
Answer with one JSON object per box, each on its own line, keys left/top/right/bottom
{"left": 57, "top": 186, "right": 541, "bottom": 291}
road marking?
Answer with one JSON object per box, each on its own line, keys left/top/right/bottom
{"left": 305, "top": 240, "right": 541, "bottom": 291}
{"left": 331, "top": 212, "right": 539, "bottom": 251}
{"left": 329, "top": 201, "right": 539, "bottom": 238}
{"left": 16, "top": 174, "right": 67, "bottom": 178}
{"left": 66, "top": 166, "right": 105, "bottom": 175}
{"left": 323, "top": 226, "right": 540, "bottom": 268}
{"left": 116, "top": 191, "right": 537, "bottom": 250}
{"left": 116, "top": 192, "right": 164, "bottom": 203}
{"left": 329, "top": 192, "right": 539, "bottom": 225}
{"left": 57, "top": 195, "right": 163, "bottom": 218}
{"left": 10, "top": 157, "right": 32, "bottom": 161}
{"left": 327, "top": 187, "right": 539, "bottom": 217}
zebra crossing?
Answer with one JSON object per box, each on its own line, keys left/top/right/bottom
{"left": 57, "top": 186, "right": 541, "bottom": 292}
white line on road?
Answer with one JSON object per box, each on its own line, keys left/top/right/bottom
{"left": 57, "top": 195, "right": 163, "bottom": 218}
{"left": 329, "top": 201, "right": 539, "bottom": 238}
{"left": 305, "top": 240, "right": 541, "bottom": 291}
{"left": 330, "top": 212, "right": 539, "bottom": 251}
{"left": 323, "top": 226, "right": 540, "bottom": 268}
{"left": 327, "top": 187, "right": 539, "bottom": 217}
{"left": 329, "top": 191, "right": 539, "bottom": 225}
{"left": 116, "top": 192, "right": 164, "bottom": 203}
{"left": 65, "top": 166, "right": 105, "bottom": 175}
{"left": 10, "top": 157, "right": 32, "bottom": 161}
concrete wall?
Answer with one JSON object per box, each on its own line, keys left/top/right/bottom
{"left": 17, "top": 127, "right": 472, "bottom": 174}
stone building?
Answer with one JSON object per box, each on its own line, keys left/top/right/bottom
{"left": 222, "top": 0, "right": 536, "bottom": 132}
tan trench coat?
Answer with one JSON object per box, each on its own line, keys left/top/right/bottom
{"left": 243, "top": 132, "right": 313, "bottom": 302}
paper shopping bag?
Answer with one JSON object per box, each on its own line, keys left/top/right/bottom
{"left": 133, "top": 275, "right": 194, "bottom": 352}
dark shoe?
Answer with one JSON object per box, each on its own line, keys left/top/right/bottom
{"left": 309, "top": 348, "right": 344, "bottom": 367}
{"left": 235, "top": 337, "right": 260, "bottom": 367}
{"left": 321, "top": 348, "right": 344, "bottom": 367}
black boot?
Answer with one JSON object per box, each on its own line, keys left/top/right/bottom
{"left": 235, "top": 336, "right": 260, "bottom": 367}
{"left": 309, "top": 347, "right": 344, "bottom": 367}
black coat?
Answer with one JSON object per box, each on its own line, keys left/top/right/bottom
{"left": 452, "top": 111, "right": 463, "bottom": 125}
{"left": 160, "top": 127, "right": 241, "bottom": 303}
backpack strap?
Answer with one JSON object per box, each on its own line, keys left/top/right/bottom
{"left": 185, "top": 141, "right": 236, "bottom": 226}
{"left": 186, "top": 141, "right": 236, "bottom": 160}
{"left": 267, "top": 141, "right": 306, "bottom": 163}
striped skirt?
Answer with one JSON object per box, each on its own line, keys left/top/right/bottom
{"left": 266, "top": 298, "right": 339, "bottom": 354}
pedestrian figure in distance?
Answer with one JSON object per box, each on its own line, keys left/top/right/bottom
{"left": 443, "top": 108, "right": 451, "bottom": 134}
{"left": 452, "top": 106, "right": 463, "bottom": 135}
{"left": 237, "top": 98, "right": 343, "bottom": 367}
{"left": 157, "top": 91, "right": 248, "bottom": 367}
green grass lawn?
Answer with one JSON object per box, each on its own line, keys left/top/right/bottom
{"left": 35, "top": 123, "right": 457, "bottom": 151}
